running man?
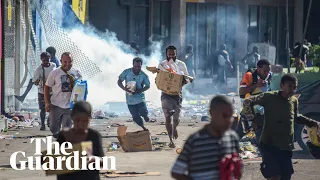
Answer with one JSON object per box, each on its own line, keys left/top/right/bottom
{"left": 158, "top": 45, "right": 189, "bottom": 148}
{"left": 118, "top": 57, "right": 150, "bottom": 131}
{"left": 242, "top": 74, "right": 320, "bottom": 180}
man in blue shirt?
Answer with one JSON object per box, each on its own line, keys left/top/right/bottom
{"left": 117, "top": 57, "right": 151, "bottom": 131}
{"left": 46, "top": 46, "right": 60, "bottom": 67}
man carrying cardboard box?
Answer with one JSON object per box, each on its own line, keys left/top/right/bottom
{"left": 118, "top": 57, "right": 151, "bottom": 131}
{"left": 158, "top": 46, "right": 189, "bottom": 148}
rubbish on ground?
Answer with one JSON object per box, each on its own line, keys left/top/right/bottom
{"left": 151, "top": 137, "right": 159, "bottom": 141}
{"left": 0, "top": 135, "right": 16, "bottom": 139}
{"left": 188, "top": 123, "right": 195, "bottom": 126}
{"left": 117, "top": 126, "right": 152, "bottom": 152}
{"left": 154, "top": 147, "right": 162, "bottom": 151}
{"left": 156, "top": 132, "right": 168, "bottom": 135}
{"left": 240, "top": 151, "right": 257, "bottom": 159}
{"left": 176, "top": 148, "right": 182, "bottom": 154}
{"left": 0, "top": 135, "right": 47, "bottom": 140}
{"left": 111, "top": 123, "right": 122, "bottom": 127}
{"left": 240, "top": 141, "right": 257, "bottom": 153}
{"left": 126, "top": 119, "right": 133, "bottom": 122}
{"left": 201, "top": 116, "right": 210, "bottom": 122}
{"left": 107, "top": 142, "right": 121, "bottom": 152}
{"left": 101, "top": 171, "right": 161, "bottom": 177}
{"left": 152, "top": 142, "right": 167, "bottom": 148}
{"left": 240, "top": 131, "right": 256, "bottom": 142}
{"left": 0, "top": 115, "right": 8, "bottom": 132}
{"left": 149, "top": 119, "right": 157, "bottom": 123}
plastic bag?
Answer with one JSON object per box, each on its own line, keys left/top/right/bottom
{"left": 219, "top": 153, "right": 242, "bottom": 180}
{"left": 126, "top": 81, "right": 136, "bottom": 95}
{"left": 70, "top": 80, "right": 88, "bottom": 109}
{"left": 307, "top": 126, "right": 320, "bottom": 147}
{"left": 159, "top": 59, "right": 184, "bottom": 75}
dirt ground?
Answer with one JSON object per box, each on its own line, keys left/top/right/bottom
{"left": 1, "top": 118, "right": 320, "bottom": 180}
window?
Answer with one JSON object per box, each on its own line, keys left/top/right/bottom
{"left": 247, "top": 5, "right": 293, "bottom": 66}
{"left": 248, "top": 5, "right": 259, "bottom": 45}
{"left": 152, "top": 1, "right": 171, "bottom": 47}
{"left": 134, "top": 6, "right": 149, "bottom": 49}
{"left": 135, "top": 0, "right": 149, "bottom": 6}
{"left": 186, "top": 3, "right": 236, "bottom": 77}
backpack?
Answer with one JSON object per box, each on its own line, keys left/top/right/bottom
{"left": 246, "top": 68, "right": 271, "bottom": 84}
{"left": 209, "top": 51, "right": 225, "bottom": 73}
{"left": 245, "top": 68, "right": 272, "bottom": 96}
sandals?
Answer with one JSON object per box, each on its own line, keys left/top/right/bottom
{"left": 168, "top": 142, "right": 176, "bottom": 148}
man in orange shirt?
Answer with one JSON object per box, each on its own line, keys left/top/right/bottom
{"left": 239, "top": 59, "right": 272, "bottom": 100}
{"left": 238, "top": 59, "right": 272, "bottom": 144}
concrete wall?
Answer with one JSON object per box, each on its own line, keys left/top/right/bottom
{"left": 170, "top": 0, "right": 186, "bottom": 55}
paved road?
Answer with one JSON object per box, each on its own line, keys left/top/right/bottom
{"left": 1, "top": 118, "right": 319, "bottom": 180}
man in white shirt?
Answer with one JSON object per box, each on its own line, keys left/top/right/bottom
{"left": 33, "top": 52, "right": 56, "bottom": 131}
{"left": 158, "top": 46, "right": 189, "bottom": 148}
{"left": 44, "top": 52, "right": 82, "bottom": 138}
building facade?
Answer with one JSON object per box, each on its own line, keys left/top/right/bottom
{"left": 83, "top": 0, "right": 308, "bottom": 77}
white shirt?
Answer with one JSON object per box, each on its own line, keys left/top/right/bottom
{"left": 158, "top": 59, "right": 189, "bottom": 76}
{"left": 45, "top": 68, "right": 82, "bottom": 109}
{"left": 32, "top": 63, "right": 56, "bottom": 94}
{"left": 218, "top": 55, "right": 226, "bottom": 66}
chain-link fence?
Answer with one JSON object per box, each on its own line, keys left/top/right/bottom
{"left": 4, "top": 0, "right": 16, "bottom": 112}
{"left": 3, "top": 0, "right": 101, "bottom": 112}
{"left": 31, "top": 0, "right": 102, "bottom": 79}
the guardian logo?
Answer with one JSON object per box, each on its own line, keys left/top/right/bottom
{"left": 9, "top": 136, "right": 116, "bottom": 171}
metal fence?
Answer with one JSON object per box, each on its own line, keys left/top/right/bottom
{"left": 3, "top": 0, "right": 101, "bottom": 113}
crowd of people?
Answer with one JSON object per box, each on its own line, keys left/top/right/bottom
{"left": 14, "top": 43, "right": 320, "bottom": 180}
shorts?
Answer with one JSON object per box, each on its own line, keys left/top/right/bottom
{"left": 259, "top": 143, "right": 294, "bottom": 180}
{"left": 161, "top": 93, "right": 182, "bottom": 124}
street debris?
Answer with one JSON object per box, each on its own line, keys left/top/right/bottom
{"left": 100, "top": 171, "right": 161, "bottom": 178}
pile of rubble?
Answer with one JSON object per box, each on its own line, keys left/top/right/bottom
{"left": 0, "top": 111, "right": 40, "bottom": 133}
{"left": 239, "top": 132, "right": 261, "bottom": 160}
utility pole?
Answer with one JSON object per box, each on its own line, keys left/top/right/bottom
{"left": 286, "top": 0, "right": 290, "bottom": 73}
{"left": 14, "top": 0, "right": 21, "bottom": 111}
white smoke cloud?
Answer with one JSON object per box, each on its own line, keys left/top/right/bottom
{"left": 66, "top": 28, "right": 162, "bottom": 109}
{"left": 39, "top": 0, "right": 163, "bottom": 109}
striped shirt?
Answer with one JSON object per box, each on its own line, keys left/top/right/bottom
{"left": 171, "top": 127, "right": 241, "bottom": 180}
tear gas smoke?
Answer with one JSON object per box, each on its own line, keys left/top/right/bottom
{"left": 40, "top": 0, "right": 163, "bottom": 109}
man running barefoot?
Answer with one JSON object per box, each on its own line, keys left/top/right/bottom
{"left": 118, "top": 57, "right": 151, "bottom": 131}
{"left": 158, "top": 46, "right": 189, "bottom": 148}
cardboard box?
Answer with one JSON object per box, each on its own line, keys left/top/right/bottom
{"left": 146, "top": 66, "right": 193, "bottom": 96}
{"left": 41, "top": 141, "right": 93, "bottom": 176}
{"left": 117, "top": 126, "right": 152, "bottom": 152}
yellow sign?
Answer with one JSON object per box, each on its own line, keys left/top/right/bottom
{"left": 8, "top": 0, "right": 12, "bottom": 26}
{"left": 72, "top": 0, "right": 87, "bottom": 24}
